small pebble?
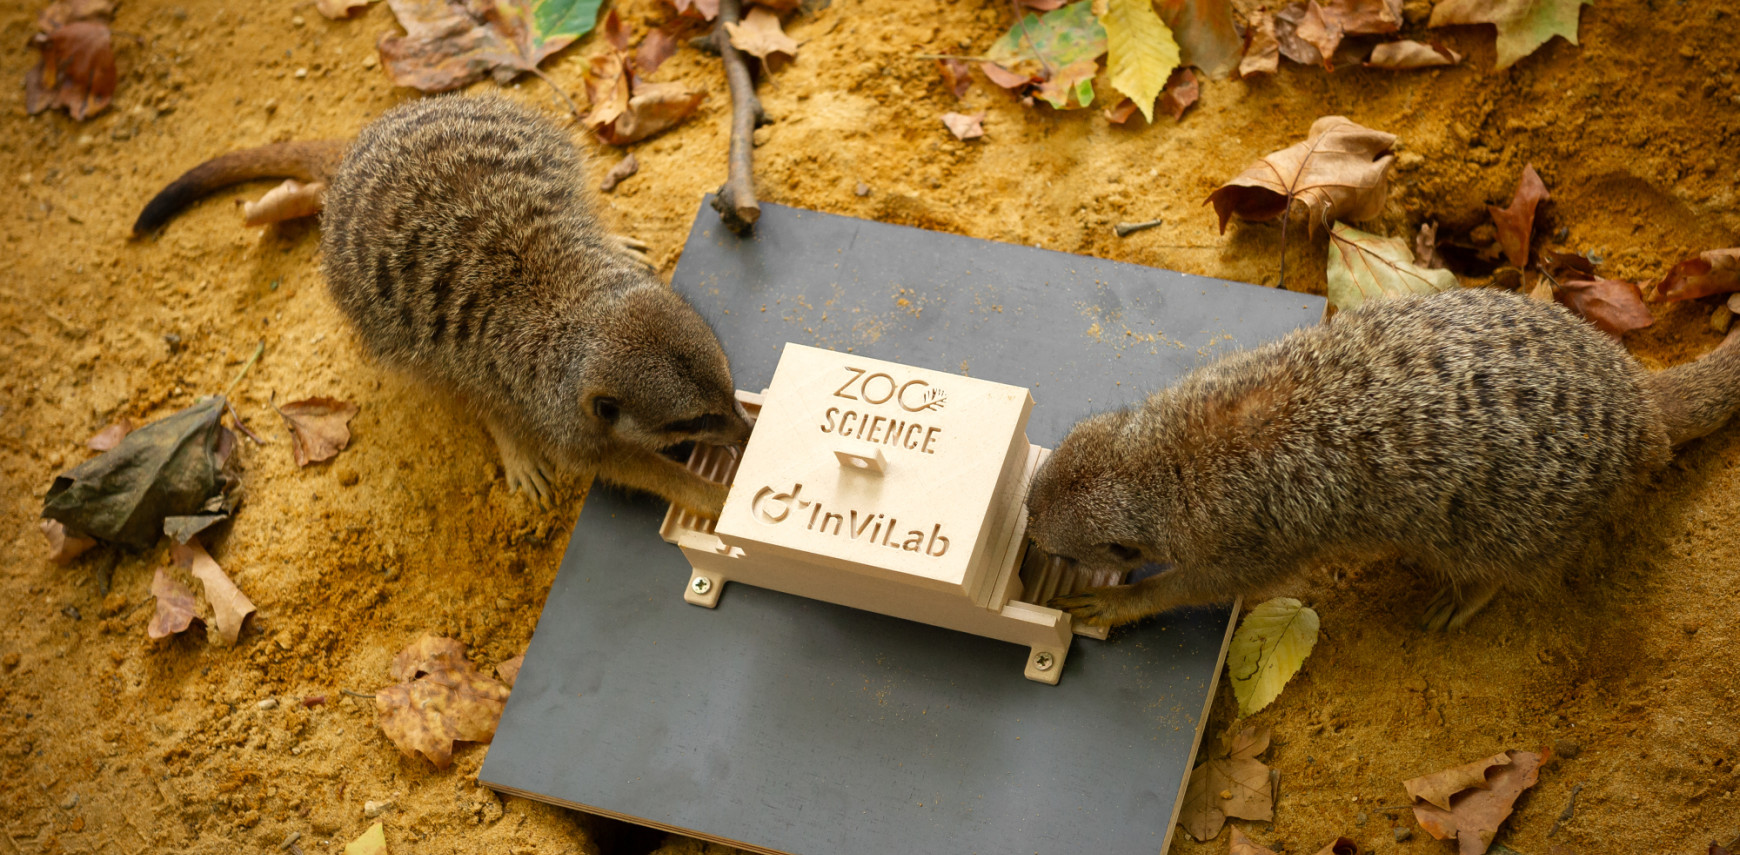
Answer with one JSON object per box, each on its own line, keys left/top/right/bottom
{"left": 258, "top": 698, "right": 279, "bottom": 710}
{"left": 1553, "top": 739, "right": 1581, "bottom": 759}
{"left": 292, "top": 14, "right": 305, "bottom": 26}
{"left": 854, "top": 182, "right": 870, "bottom": 197}
{"left": 363, "top": 54, "right": 378, "bottom": 70}
{"left": 61, "top": 793, "right": 80, "bottom": 810}
{"left": 294, "top": 68, "right": 309, "bottom": 79}
{"left": 1729, "top": 293, "right": 1740, "bottom": 314}
{"left": 1394, "top": 827, "right": 1413, "bottom": 842}
{"left": 363, "top": 799, "right": 395, "bottom": 818}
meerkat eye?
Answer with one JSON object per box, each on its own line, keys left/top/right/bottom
{"left": 592, "top": 397, "right": 621, "bottom": 424}
{"left": 1105, "top": 543, "right": 1142, "bottom": 562}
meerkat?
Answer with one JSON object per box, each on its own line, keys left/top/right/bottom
{"left": 133, "top": 95, "right": 749, "bottom": 514}
{"left": 1027, "top": 288, "right": 1740, "bottom": 631}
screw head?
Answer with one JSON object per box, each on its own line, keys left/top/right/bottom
{"left": 1033, "top": 652, "right": 1055, "bottom": 671}
{"left": 690, "top": 576, "right": 713, "bottom": 595}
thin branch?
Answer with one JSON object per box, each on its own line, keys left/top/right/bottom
{"left": 1010, "top": 0, "right": 1052, "bottom": 77}
{"left": 711, "top": 0, "right": 764, "bottom": 234}
{"left": 527, "top": 67, "right": 584, "bottom": 122}
{"left": 222, "top": 340, "right": 264, "bottom": 398}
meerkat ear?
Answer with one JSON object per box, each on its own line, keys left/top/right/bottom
{"left": 592, "top": 396, "right": 621, "bottom": 424}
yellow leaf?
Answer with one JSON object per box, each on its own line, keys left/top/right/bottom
{"left": 1227, "top": 597, "right": 1319, "bottom": 717}
{"left": 1101, "top": 0, "right": 1179, "bottom": 122}
{"left": 1325, "top": 222, "right": 1458, "bottom": 313}
{"left": 345, "top": 822, "right": 388, "bottom": 855}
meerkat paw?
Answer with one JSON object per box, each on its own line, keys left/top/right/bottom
{"left": 487, "top": 422, "right": 557, "bottom": 509}
{"left": 677, "top": 480, "right": 729, "bottom": 520}
{"left": 608, "top": 233, "right": 653, "bottom": 269}
{"left": 1049, "top": 585, "right": 1147, "bottom": 628}
{"left": 1420, "top": 582, "right": 1500, "bottom": 631}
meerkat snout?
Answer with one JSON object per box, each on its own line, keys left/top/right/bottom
{"left": 1026, "top": 410, "right": 1157, "bottom": 575}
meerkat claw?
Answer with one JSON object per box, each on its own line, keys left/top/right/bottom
{"left": 608, "top": 232, "right": 653, "bottom": 269}
{"left": 1049, "top": 591, "right": 1116, "bottom": 627}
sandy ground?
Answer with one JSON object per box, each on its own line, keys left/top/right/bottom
{"left": 3, "top": 0, "right": 1739, "bottom": 853}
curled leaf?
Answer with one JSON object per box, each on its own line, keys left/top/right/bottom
{"left": 1556, "top": 279, "right": 1654, "bottom": 338}
{"left": 242, "top": 180, "right": 327, "bottom": 227}
{"left": 272, "top": 395, "right": 359, "bottom": 467}
{"left": 1490, "top": 165, "right": 1548, "bottom": 267}
{"left": 1366, "top": 39, "right": 1461, "bottom": 68}
{"left": 148, "top": 567, "right": 197, "bottom": 639}
{"left": 376, "top": 635, "right": 511, "bottom": 769}
{"left": 1227, "top": 597, "right": 1318, "bottom": 717}
{"left": 941, "top": 111, "right": 986, "bottom": 141}
{"left": 172, "top": 538, "right": 255, "bottom": 646}
{"left": 1656, "top": 249, "right": 1740, "bottom": 302}
{"left": 1327, "top": 222, "right": 1459, "bottom": 313}
{"left": 1207, "top": 116, "right": 1396, "bottom": 234}
{"left": 1407, "top": 749, "right": 1545, "bottom": 855}
{"left": 1238, "top": 8, "right": 1280, "bottom": 77}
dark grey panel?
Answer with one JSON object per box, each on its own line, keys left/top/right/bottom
{"left": 480, "top": 200, "right": 1325, "bottom": 855}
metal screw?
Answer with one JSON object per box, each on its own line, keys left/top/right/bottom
{"left": 690, "top": 577, "right": 713, "bottom": 595}
{"left": 1033, "top": 652, "right": 1055, "bottom": 671}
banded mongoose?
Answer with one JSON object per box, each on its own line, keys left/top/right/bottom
{"left": 133, "top": 95, "right": 749, "bottom": 513}
{"left": 1027, "top": 289, "right": 1740, "bottom": 630}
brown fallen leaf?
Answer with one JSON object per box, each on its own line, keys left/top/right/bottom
{"left": 633, "top": 27, "right": 678, "bottom": 75}
{"left": 1490, "top": 164, "right": 1548, "bottom": 268}
{"left": 1158, "top": 67, "right": 1198, "bottom": 120}
{"left": 1035, "top": 58, "right": 1100, "bottom": 110}
{"left": 1415, "top": 222, "right": 1446, "bottom": 269}
{"left": 496, "top": 654, "right": 525, "bottom": 687}
{"left": 582, "top": 12, "right": 707, "bottom": 145}
{"left": 172, "top": 537, "right": 255, "bottom": 646}
{"left": 376, "top": 635, "right": 511, "bottom": 769}
{"left": 1231, "top": 827, "right": 1277, "bottom": 855}
{"left": 1179, "top": 724, "right": 1274, "bottom": 841}
{"left": 979, "top": 60, "right": 1035, "bottom": 90}
{"left": 1538, "top": 247, "right": 1596, "bottom": 282}
{"left": 1018, "top": 0, "right": 1070, "bottom": 9}
{"left": 344, "top": 822, "right": 388, "bottom": 855}
{"left": 941, "top": 111, "right": 986, "bottom": 141}
{"left": 1403, "top": 751, "right": 1511, "bottom": 810}
{"left": 1367, "top": 39, "right": 1461, "bottom": 68}
{"left": 1657, "top": 249, "right": 1740, "bottom": 302}
{"left": 1273, "top": 2, "right": 1323, "bottom": 65}
{"left": 936, "top": 57, "right": 972, "bottom": 99}
{"left": 725, "top": 6, "right": 798, "bottom": 63}
{"left": 40, "top": 519, "right": 97, "bottom": 565}
{"left": 1297, "top": 0, "right": 1404, "bottom": 63}
{"left": 1315, "top": 840, "right": 1359, "bottom": 855}
{"left": 599, "top": 153, "right": 638, "bottom": 193}
{"left": 26, "top": 18, "right": 116, "bottom": 121}
{"left": 271, "top": 395, "right": 359, "bottom": 467}
{"left": 1104, "top": 98, "right": 1141, "bottom": 124}
{"left": 148, "top": 567, "right": 197, "bottom": 639}
{"left": 1557, "top": 279, "right": 1654, "bottom": 338}
{"left": 1238, "top": 8, "right": 1280, "bottom": 77}
{"left": 379, "top": 0, "right": 597, "bottom": 95}
{"left": 1291, "top": 2, "right": 1341, "bottom": 67}
{"left": 1428, "top": 0, "right": 1591, "bottom": 70}
{"left": 1408, "top": 749, "right": 1545, "bottom": 855}
{"left": 1207, "top": 115, "right": 1396, "bottom": 234}
{"left": 317, "top": 0, "right": 373, "bottom": 19}
{"left": 87, "top": 418, "right": 133, "bottom": 452}
{"left": 667, "top": 0, "right": 721, "bottom": 20}
{"left": 242, "top": 180, "right": 327, "bottom": 227}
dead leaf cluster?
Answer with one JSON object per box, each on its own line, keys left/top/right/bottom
{"left": 581, "top": 11, "right": 707, "bottom": 145}
{"left": 378, "top": 0, "right": 599, "bottom": 99}
{"left": 1208, "top": 115, "right": 1395, "bottom": 234}
{"left": 148, "top": 536, "right": 257, "bottom": 646}
{"left": 1178, "top": 725, "right": 1274, "bottom": 841}
{"left": 1403, "top": 748, "right": 1546, "bottom": 855}
{"left": 26, "top": 0, "right": 117, "bottom": 121}
{"left": 375, "top": 636, "right": 517, "bottom": 769}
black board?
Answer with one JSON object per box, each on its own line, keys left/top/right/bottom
{"left": 480, "top": 199, "right": 1325, "bottom": 855}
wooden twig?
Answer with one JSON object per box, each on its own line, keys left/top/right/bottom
{"left": 710, "top": 0, "right": 765, "bottom": 233}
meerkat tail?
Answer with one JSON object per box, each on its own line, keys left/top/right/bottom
{"left": 131, "top": 140, "right": 347, "bottom": 238}
{"left": 1644, "top": 325, "right": 1740, "bottom": 447}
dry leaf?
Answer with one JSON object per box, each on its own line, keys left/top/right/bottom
{"left": 1103, "top": 97, "right": 1141, "bottom": 124}
{"left": 599, "top": 153, "right": 638, "bottom": 193}
{"left": 40, "top": 519, "right": 97, "bottom": 565}
{"left": 1238, "top": 8, "right": 1280, "bottom": 77}
{"left": 272, "top": 395, "right": 359, "bottom": 467}
{"left": 1103, "top": 0, "right": 1180, "bottom": 122}
{"left": 26, "top": 19, "right": 116, "bottom": 121}
{"left": 582, "top": 13, "right": 707, "bottom": 145}
{"left": 1019, "top": 0, "right": 1070, "bottom": 9}
{"left": 345, "top": 822, "right": 388, "bottom": 855}
{"left": 1155, "top": 0, "right": 1244, "bottom": 79}
{"left": 1557, "top": 279, "right": 1654, "bottom": 338}
{"left": 1657, "top": 249, "right": 1740, "bottom": 302}
{"left": 633, "top": 28, "right": 678, "bottom": 75}
{"left": 1315, "top": 839, "right": 1359, "bottom": 855}
{"left": 603, "top": 81, "right": 707, "bottom": 145}
{"left": 1036, "top": 59, "right": 1101, "bottom": 110}
{"left": 1538, "top": 248, "right": 1596, "bottom": 281}
{"left": 172, "top": 537, "right": 256, "bottom": 646}
{"left": 936, "top": 58, "right": 972, "bottom": 99}
{"left": 1231, "top": 827, "right": 1278, "bottom": 855}
{"left": 666, "top": 0, "right": 720, "bottom": 20}
{"left": 1299, "top": 0, "right": 1404, "bottom": 61}
{"left": 1326, "top": 222, "right": 1459, "bottom": 313}
{"left": 941, "top": 111, "right": 986, "bottom": 141}
{"left": 1273, "top": 3, "right": 1323, "bottom": 65}
{"left": 379, "top": 0, "right": 602, "bottom": 93}
{"left": 725, "top": 7, "right": 798, "bottom": 63}
{"left": 1159, "top": 67, "right": 1198, "bottom": 120}
{"left": 979, "top": 61, "right": 1035, "bottom": 90}
{"left": 1429, "top": 0, "right": 1591, "bottom": 69}
{"left": 1403, "top": 751, "right": 1511, "bottom": 810}
{"left": 87, "top": 419, "right": 133, "bottom": 451}
{"left": 1415, "top": 222, "right": 1446, "bottom": 269}
{"left": 242, "top": 180, "right": 327, "bottom": 227}
{"left": 496, "top": 654, "right": 525, "bottom": 687}
{"left": 1367, "top": 39, "right": 1461, "bottom": 68}
{"left": 1179, "top": 724, "right": 1274, "bottom": 841}
{"left": 1408, "top": 749, "right": 1545, "bottom": 855}
{"left": 1490, "top": 165, "right": 1548, "bottom": 267}
{"left": 148, "top": 567, "right": 197, "bottom": 639}
{"left": 1207, "top": 116, "right": 1396, "bottom": 234}
{"left": 376, "top": 635, "right": 511, "bottom": 769}
{"left": 317, "top": 0, "right": 373, "bottom": 19}
{"left": 1292, "top": 2, "right": 1341, "bottom": 67}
